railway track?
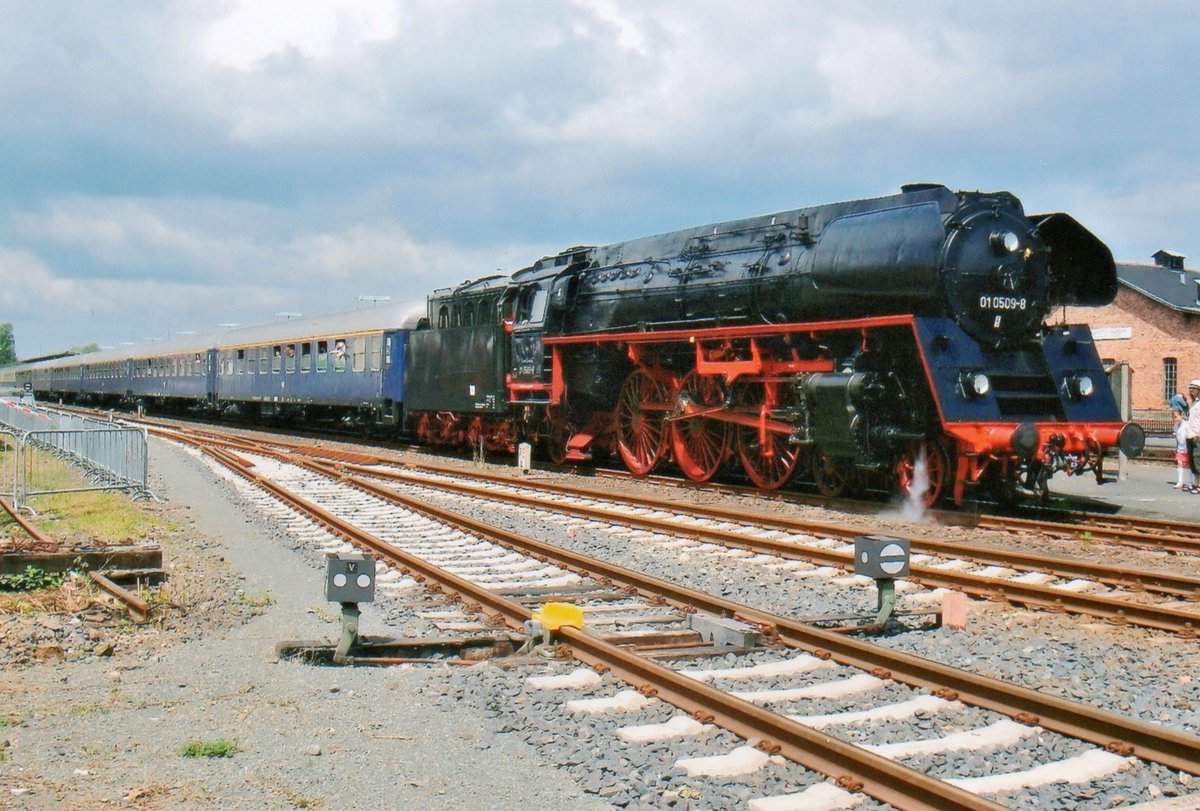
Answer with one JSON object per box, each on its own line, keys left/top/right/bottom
{"left": 167, "top": 426, "right": 1200, "bottom": 637}
{"left": 55, "top": 405, "right": 1200, "bottom": 557}
{"left": 152, "top": 425, "right": 1200, "bottom": 809}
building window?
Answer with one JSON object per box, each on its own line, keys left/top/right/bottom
{"left": 1164, "top": 357, "right": 1178, "bottom": 402}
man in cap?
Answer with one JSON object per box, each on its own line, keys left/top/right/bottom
{"left": 1186, "top": 379, "right": 1200, "bottom": 477}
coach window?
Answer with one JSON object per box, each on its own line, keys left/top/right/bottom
{"left": 352, "top": 337, "right": 366, "bottom": 373}
{"left": 369, "top": 335, "right": 382, "bottom": 372}
{"left": 383, "top": 335, "right": 393, "bottom": 366}
{"left": 333, "top": 338, "right": 347, "bottom": 372}
{"left": 236, "top": 349, "right": 245, "bottom": 374}
{"left": 301, "top": 342, "right": 312, "bottom": 372}
{"left": 272, "top": 345, "right": 282, "bottom": 373}
{"left": 285, "top": 344, "right": 296, "bottom": 373}
{"left": 316, "top": 340, "right": 329, "bottom": 372}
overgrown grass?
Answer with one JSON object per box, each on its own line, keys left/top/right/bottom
{"left": 7, "top": 449, "right": 167, "bottom": 545}
{"left": 179, "top": 739, "right": 237, "bottom": 758}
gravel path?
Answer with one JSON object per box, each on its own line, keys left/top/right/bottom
{"left": 0, "top": 439, "right": 610, "bottom": 810}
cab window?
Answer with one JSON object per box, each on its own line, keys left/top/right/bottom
{"left": 517, "top": 285, "right": 548, "bottom": 324}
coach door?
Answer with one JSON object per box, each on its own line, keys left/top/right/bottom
{"left": 510, "top": 282, "right": 549, "bottom": 400}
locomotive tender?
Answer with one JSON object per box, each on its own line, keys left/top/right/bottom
{"left": 19, "top": 184, "right": 1143, "bottom": 504}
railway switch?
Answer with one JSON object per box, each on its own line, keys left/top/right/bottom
{"left": 326, "top": 552, "right": 375, "bottom": 662}
{"left": 854, "top": 535, "right": 909, "bottom": 627}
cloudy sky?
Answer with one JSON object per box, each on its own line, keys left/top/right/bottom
{"left": 2, "top": 0, "right": 1198, "bottom": 357}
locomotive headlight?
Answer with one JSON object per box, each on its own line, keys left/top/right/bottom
{"left": 1067, "top": 373, "right": 1095, "bottom": 399}
{"left": 959, "top": 370, "right": 990, "bottom": 399}
{"left": 991, "top": 231, "right": 1021, "bottom": 255}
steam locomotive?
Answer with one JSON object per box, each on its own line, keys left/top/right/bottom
{"left": 20, "top": 183, "right": 1143, "bottom": 504}
{"left": 409, "top": 183, "right": 1142, "bottom": 504}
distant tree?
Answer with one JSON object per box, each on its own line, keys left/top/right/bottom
{"left": 0, "top": 322, "right": 15, "bottom": 366}
{"left": 70, "top": 343, "right": 101, "bottom": 354}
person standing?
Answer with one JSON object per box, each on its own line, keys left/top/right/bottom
{"left": 1169, "top": 389, "right": 1190, "bottom": 417}
{"left": 1174, "top": 409, "right": 1196, "bottom": 490}
{"left": 1185, "top": 379, "right": 1200, "bottom": 479}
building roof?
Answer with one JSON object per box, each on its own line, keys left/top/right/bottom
{"left": 1117, "top": 261, "right": 1200, "bottom": 315}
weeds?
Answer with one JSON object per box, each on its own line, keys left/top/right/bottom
{"left": 70, "top": 702, "right": 110, "bottom": 718}
{"left": 237, "top": 590, "right": 274, "bottom": 608}
{"left": 0, "top": 565, "right": 70, "bottom": 592}
{"left": 179, "top": 739, "right": 237, "bottom": 758}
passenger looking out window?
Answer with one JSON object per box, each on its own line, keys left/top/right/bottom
{"left": 333, "top": 339, "right": 347, "bottom": 372}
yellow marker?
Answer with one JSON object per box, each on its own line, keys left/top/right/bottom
{"left": 535, "top": 602, "right": 585, "bottom": 632}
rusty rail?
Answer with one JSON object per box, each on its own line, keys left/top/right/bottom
{"left": 0, "top": 494, "right": 57, "bottom": 550}
{"left": 325, "top": 460, "right": 1200, "bottom": 636}
{"left": 189, "top": 443, "right": 1005, "bottom": 809}
{"left": 149, "top": 425, "right": 1200, "bottom": 789}
{"left": 88, "top": 570, "right": 151, "bottom": 623}
{"left": 75, "top": 406, "right": 1200, "bottom": 554}
{"left": 309, "top": 458, "right": 1200, "bottom": 776}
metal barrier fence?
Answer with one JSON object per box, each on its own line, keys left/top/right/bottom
{"left": 0, "top": 399, "right": 149, "bottom": 508}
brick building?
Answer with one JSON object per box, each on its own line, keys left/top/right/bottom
{"left": 1063, "top": 250, "right": 1200, "bottom": 415}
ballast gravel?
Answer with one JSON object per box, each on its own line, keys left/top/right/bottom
{"left": 368, "top": 469, "right": 1200, "bottom": 808}
{"left": 10, "top": 438, "right": 1200, "bottom": 809}
{"left": 0, "top": 440, "right": 609, "bottom": 810}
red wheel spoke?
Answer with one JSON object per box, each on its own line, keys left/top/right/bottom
{"left": 617, "top": 369, "right": 668, "bottom": 476}
{"left": 896, "top": 439, "right": 950, "bottom": 507}
{"left": 672, "top": 370, "right": 730, "bottom": 482}
{"left": 734, "top": 383, "right": 799, "bottom": 490}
